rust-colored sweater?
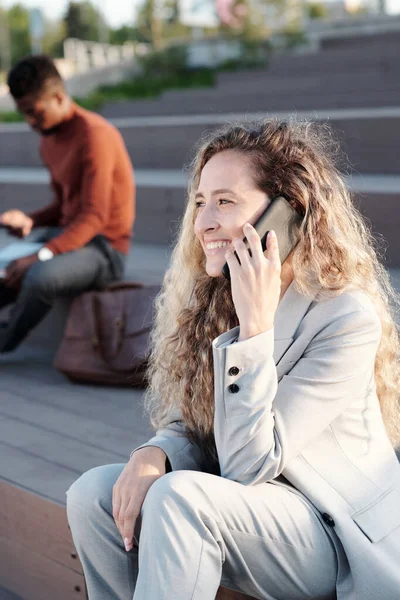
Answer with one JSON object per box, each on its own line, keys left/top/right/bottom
{"left": 29, "top": 103, "right": 135, "bottom": 255}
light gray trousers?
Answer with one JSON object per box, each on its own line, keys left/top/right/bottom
{"left": 66, "top": 464, "right": 338, "bottom": 600}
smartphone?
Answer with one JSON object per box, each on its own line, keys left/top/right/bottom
{"left": 222, "top": 196, "right": 303, "bottom": 281}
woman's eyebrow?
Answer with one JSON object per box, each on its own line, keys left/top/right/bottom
{"left": 195, "top": 188, "right": 238, "bottom": 199}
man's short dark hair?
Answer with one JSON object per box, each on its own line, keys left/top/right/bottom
{"left": 7, "top": 55, "right": 64, "bottom": 100}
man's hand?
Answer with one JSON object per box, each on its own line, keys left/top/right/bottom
{"left": 5, "top": 254, "right": 38, "bottom": 290}
{"left": 0, "top": 210, "right": 34, "bottom": 238}
{"left": 113, "top": 446, "right": 167, "bottom": 552}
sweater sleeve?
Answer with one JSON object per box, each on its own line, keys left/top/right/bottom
{"left": 28, "top": 178, "right": 62, "bottom": 228}
{"left": 44, "top": 126, "right": 115, "bottom": 255}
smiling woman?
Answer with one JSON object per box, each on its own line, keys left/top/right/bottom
{"left": 194, "top": 152, "right": 271, "bottom": 278}
{"left": 67, "top": 118, "right": 400, "bottom": 600}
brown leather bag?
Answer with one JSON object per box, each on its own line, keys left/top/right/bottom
{"left": 54, "top": 282, "right": 161, "bottom": 386}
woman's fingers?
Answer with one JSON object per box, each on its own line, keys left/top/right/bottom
{"left": 243, "top": 223, "right": 264, "bottom": 265}
{"left": 231, "top": 224, "right": 275, "bottom": 274}
{"left": 225, "top": 247, "right": 241, "bottom": 278}
{"left": 114, "top": 497, "right": 135, "bottom": 549}
{"left": 232, "top": 237, "right": 251, "bottom": 271}
{"left": 265, "top": 230, "right": 281, "bottom": 272}
{"left": 122, "top": 500, "right": 139, "bottom": 552}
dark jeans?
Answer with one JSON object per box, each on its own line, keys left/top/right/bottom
{"left": 0, "top": 228, "right": 126, "bottom": 353}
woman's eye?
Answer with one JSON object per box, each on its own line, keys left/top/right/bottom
{"left": 195, "top": 199, "right": 231, "bottom": 208}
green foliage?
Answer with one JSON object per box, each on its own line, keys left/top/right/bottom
{"left": 8, "top": 4, "right": 31, "bottom": 64}
{"left": 136, "top": 0, "right": 160, "bottom": 47}
{"left": 73, "top": 67, "right": 215, "bottom": 111}
{"left": 138, "top": 44, "right": 188, "bottom": 76}
{"left": 0, "top": 110, "right": 24, "bottom": 122}
{"left": 110, "top": 26, "right": 137, "bottom": 45}
{"left": 281, "top": 25, "right": 307, "bottom": 49}
{"left": 43, "top": 20, "right": 67, "bottom": 57}
{"left": 307, "top": 2, "right": 328, "bottom": 19}
{"left": 64, "top": 1, "right": 107, "bottom": 42}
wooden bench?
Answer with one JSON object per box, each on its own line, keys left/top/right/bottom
{"left": 0, "top": 480, "right": 254, "bottom": 600}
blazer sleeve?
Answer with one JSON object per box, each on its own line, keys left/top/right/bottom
{"left": 130, "top": 419, "right": 205, "bottom": 472}
{"left": 212, "top": 307, "right": 382, "bottom": 486}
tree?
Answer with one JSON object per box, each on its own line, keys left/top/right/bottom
{"left": 164, "top": 0, "right": 180, "bottom": 24}
{"left": 8, "top": 4, "right": 31, "bottom": 65}
{"left": 110, "top": 25, "right": 134, "bottom": 45}
{"left": 0, "top": 7, "right": 12, "bottom": 71}
{"left": 307, "top": 1, "right": 328, "bottom": 19}
{"left": 64, "top": 1, "right": 108, "bottom": 42}
{"left": 136, "top": 0, "right": 163, "bottom": 48}
{"left": 43, "top": 20, "right": 67, "bottom": 57}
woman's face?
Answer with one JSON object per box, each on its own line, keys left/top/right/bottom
{"left": 194, "top": 150, "right": 270, "bottom": 277}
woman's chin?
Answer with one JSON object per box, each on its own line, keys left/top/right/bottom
{"left": 205, "top": 259, "right": 224, "bottom": 278}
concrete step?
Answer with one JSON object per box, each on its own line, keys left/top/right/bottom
{"left": 101, "top": 89, "right": 400, "bottom": 117}
{"left": 1, "top": 109, "right": 400, "bottom": 175}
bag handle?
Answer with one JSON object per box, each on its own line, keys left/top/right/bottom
{"left": 105, "top": 281, "right": 147, "bottom": 292}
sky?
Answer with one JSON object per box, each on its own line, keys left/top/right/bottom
{"left": 1, "top": 0, "right": 400, "bottom": 29}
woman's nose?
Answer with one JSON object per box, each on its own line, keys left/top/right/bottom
{"left": 196, "top": 205, "right": 219, "bottom": 234}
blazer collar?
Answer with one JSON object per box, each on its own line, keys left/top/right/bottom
{"left": 273, "top": 280, "right": 317, "bottom": 364}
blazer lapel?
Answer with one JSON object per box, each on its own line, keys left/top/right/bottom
{"left": 273, "top": 281, "right": 317, "bottom": 366}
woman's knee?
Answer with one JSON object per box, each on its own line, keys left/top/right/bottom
{"left": 142, "top": 470, "right": 208, "bottom": 515}
{"left": 66, "top": 464, "right": 124, "bottom": 527}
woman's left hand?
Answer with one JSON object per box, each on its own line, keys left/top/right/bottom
{"left": 225, "top": 224, "right": 281, "bottom": 342}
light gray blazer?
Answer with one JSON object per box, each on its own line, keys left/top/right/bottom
{"left": 135, "top": 281, "right": 400, "bottom": 600}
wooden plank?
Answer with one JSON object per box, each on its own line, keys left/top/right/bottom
{"left": 0, "top": 481, "right": 81, "bottom": 574}
{"left": 0, "top": 386, "right": 151, "bottom": 454}
{"left": 0, "top": 361, "right": 148, "bottom": 433}
{"left": 0, "top": 445, "right": 80, "bottom": 504}
{"left": 0, "top": 535, "right": 86, "bottom": 600}
{"left": 0, "top": 415, "right": 127, "bottom": 475}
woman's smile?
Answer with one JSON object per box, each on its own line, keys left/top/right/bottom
{"left": 203, "top": 239, "right": 231, "bottom": 255}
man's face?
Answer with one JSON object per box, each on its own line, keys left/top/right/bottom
{"left": 16, "top": 91, "right": 65, "bottom": 134}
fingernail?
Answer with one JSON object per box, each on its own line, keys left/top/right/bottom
{"left": 124, "top": 538, "right": 131, "bottom": 552}
{"left": 269, "top": 230, "right": 276, "bottom": 238}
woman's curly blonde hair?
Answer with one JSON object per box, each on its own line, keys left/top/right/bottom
{"left": 144, "top": 118, "right": 400, "bottom": 455}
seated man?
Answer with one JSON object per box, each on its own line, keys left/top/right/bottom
{"left": 0, "top": 55, "right": 135, "bottom": 353}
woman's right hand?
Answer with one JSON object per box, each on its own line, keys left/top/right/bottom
{"left": 112, "top": 446, "right": 167, "bottom": 552}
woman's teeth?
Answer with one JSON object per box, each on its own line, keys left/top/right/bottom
{"left": 206, "top": 241, "right": 229, "bottom": 250}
